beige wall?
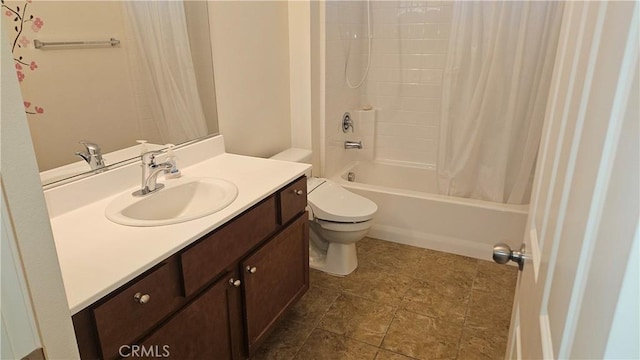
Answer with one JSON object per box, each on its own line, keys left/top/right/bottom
{"left": 310, "top": 0, "right": 325, "bottom": 176}
{"left": 288, "top": 1, "right": 312, "bottom": 151}
{"left": 184, "top": 1, "right": 219, "bottom": 135}
{"left": 209, "top": 1, "right": 292, "bottom": 157}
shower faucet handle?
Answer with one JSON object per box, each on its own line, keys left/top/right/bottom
{"left": 342, "top": 112, "right": 354, "bottom": 133}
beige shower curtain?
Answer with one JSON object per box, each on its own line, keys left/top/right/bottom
{"left": 437, "top": 1, "right": 564, "bottom": 204}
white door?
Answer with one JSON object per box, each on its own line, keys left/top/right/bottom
{"left": 1, "top": 188, "right": 42, "bottom": 359}
{"left": 504, "top": 1, "right": 639, "bottom": 359}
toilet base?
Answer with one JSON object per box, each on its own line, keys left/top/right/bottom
{"left": 309, "top": 241, "right": 358, "bottom": 276}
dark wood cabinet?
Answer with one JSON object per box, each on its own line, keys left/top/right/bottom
{"left": 139, "top": 269, "right": 243, "bottom": 360}
{"left": 278, "top": 176, "right": 307, "bottom": 225}
{"left": 243, "top": 215, "right": 309, "bottom": 354}
{"left": 92, "top": 259, "right": 184, "bottom": 360}
{"left": 180, "top": 197, "right": 278, "bottom": 297}
{"left": 72, "top": 176, "right": 308, "bottom": 360}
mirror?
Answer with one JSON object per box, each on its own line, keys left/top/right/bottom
{"left": 2, "top": 0, "right": 219, "bottom": 186}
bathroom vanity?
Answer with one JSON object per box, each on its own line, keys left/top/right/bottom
{"left": 44, "top": 136, "right": 311, "bottom": 359}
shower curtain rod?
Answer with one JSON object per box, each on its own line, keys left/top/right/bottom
{"left": 33, "top": 38, "right": 120, "bottom": 49}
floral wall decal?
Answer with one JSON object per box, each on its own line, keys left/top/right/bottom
{"left": 2, "top": 0, "right": 44, "bottom": 115}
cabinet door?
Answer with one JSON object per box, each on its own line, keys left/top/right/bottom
{"left": 242, "top": 214, "right": 309, "bottom": 354}
{"left": 139, "top": 271, "right": 244, "bottom": 360}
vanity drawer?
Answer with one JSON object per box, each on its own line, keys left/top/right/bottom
{"left": 181, "top": 196, "right": 278, "bottom": 296}
{"left": 278, "top": 176, "right": 307, "bottom": 225}
{"left": 92, "top": 258, "right": 183, "bottom": 360}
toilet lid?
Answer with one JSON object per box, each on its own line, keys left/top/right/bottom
{"left": 307, "top": 179, "right": 377, "bottom": 223}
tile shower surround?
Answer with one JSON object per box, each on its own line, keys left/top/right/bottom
{"left": 326, "top": 1, "right": 454, "bottom": 171}
{"left": 254, "top": 237, "right": 517, "bottom": 360}
{"left": 366, "top": 1, "right": 452, "bottom": 166}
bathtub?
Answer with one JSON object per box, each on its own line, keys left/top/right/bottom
{"left": 332, "top": 161, "right": 528, "bottom": 261}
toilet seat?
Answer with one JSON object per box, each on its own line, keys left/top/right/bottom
{"left": 315, "top": 218, "right": 374, "bottom": 232}
{"left": 307, "top": 179, "right": 377, "bottom": 223}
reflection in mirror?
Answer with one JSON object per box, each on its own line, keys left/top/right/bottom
{"left": 2, "top": 0, "right": 219, "bottom": 186}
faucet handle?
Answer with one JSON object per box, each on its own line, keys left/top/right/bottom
{"left": 141, "top": 150, "right": 164, "bottom": 165}
{"left": 79, "top": 141, "right": 101, "bottom": 155}
{"left": 342, "top": 112, "right": 354, "bottom": 133}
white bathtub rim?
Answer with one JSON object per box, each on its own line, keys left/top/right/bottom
{"left": 362, "top": 158, "right": 437, "bottom": 171}
{"left": 332, "top": 161, "right": 529, "bottom": 215}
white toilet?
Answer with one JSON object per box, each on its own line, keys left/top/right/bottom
{"left": 271, "top": 148, "right": 377, "bottom": 276}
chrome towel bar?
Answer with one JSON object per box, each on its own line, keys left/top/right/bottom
{"left": 33, "top": 38, "right": 120, "bottom": 49}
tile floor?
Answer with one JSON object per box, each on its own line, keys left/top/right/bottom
{"left": 253, "top": 237, "right": 518, "bottom": 360}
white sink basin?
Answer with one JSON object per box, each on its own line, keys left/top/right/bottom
{"left": 106, "top": 177, "right": 238, "bottom": 226}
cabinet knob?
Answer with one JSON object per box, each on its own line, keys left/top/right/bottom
{"left": 229, "top": 278, "right": 241, "bottom": 287}
{"left": 133, "top": 292, "right": 150, "bottom": 305}
{"left": 294, "top": 189, "right": 304, "bottom": 196}
{"left": 246, "top": 266, "right": 257, "bottom": 274}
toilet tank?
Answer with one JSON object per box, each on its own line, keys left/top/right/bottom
{"left": 270, "top": 148, "right": 312, "bottom": 177}
{"left": 270, "top": 148, "right": 312, "bottom": 163}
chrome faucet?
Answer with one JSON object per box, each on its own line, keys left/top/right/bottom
{"left": 344, "top": 140, "right": 363, "bottom": 149}
{"left": 75, "top": 141, "right": 105, "bottom": 171}
{"left": 133, "top": 150, "right": 173, "bottom": 197}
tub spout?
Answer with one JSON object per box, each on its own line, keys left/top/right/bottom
{"left": 344, "top": 141, "right": 363, "bottom": 149}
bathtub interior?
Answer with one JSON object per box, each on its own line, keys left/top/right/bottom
{"left": 342, "top": 161, "right": 437, "bottom": 194}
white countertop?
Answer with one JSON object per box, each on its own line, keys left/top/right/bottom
{"left": 45, "top": 136, "right": 310, "bottom": 314}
